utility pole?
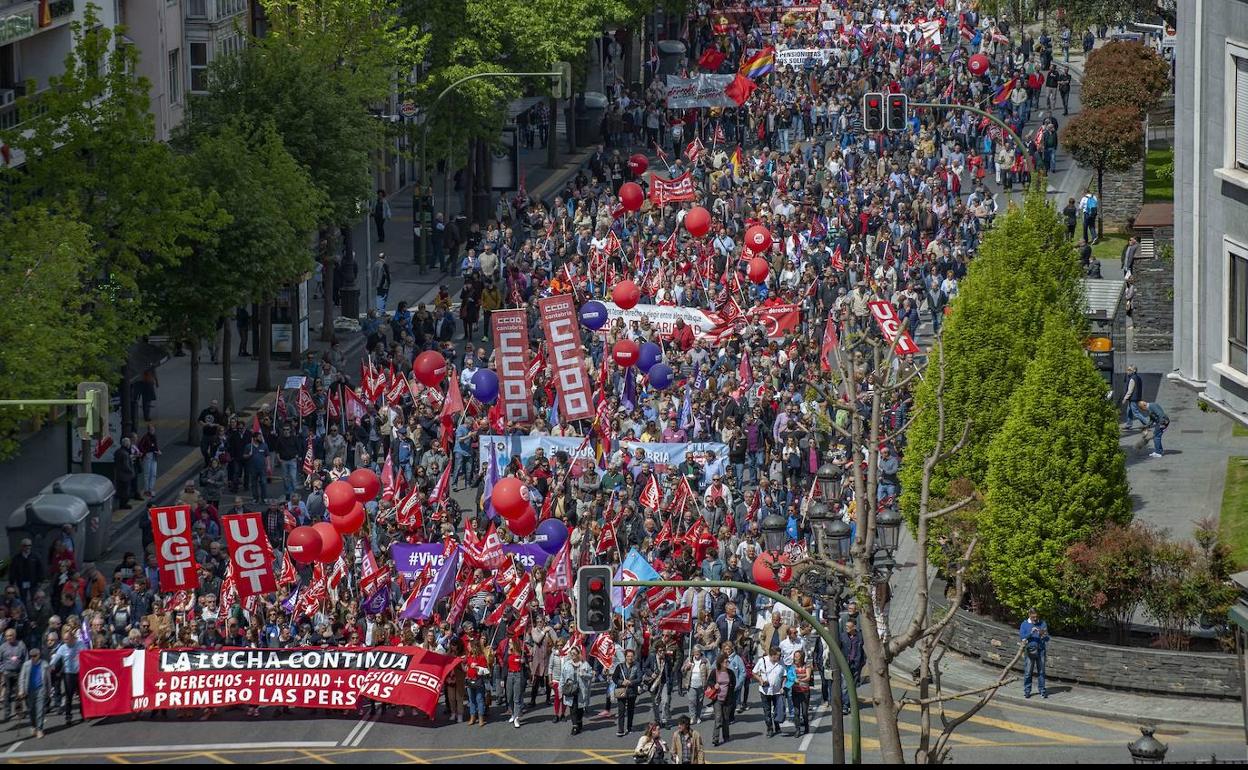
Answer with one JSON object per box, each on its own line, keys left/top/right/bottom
{"left": 0, "top": 383, "right": 109, "bottom": 475}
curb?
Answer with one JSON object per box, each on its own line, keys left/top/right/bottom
{"left": 886, "top": 663, "right": 1242, "bottom": 731}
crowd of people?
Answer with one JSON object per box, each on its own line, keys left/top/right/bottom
{"left": 3, "top": 0, "right": 1084, "bottom": 755}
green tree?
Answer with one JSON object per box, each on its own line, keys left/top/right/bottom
{"left": 0, "top": 4, "right": 221, "bottom": 403}
{"left": 979, "top": 314, "right": 1130, "bottom": 624}
{"left": 1061, "top": 105, "right": 1145, "bottom": 224}
{"left": 0, "top": 210, "right": 98, "bottom": 459}
{"left": 900, "top": 192, "right": 1083, "bottom": 528}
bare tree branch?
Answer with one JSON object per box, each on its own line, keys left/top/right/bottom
{"left": 900, "top": 677, "right": 1021, "bottom": 707}
{"left": 934, "top": 417, "right": 973, "bottom": 467}
{"left": 921, "top": 494, "right": 976, "bottom": 523}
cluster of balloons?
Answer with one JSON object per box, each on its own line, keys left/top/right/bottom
{"left": 289, "top": 468, "right": 383, "bottom": 564}
{"left": 491, "top": 478, "right": 537, "bottom": 537}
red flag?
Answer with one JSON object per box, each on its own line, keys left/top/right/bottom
{"left": 657, "top": 605, "right": 694, "bottom": 633}
{"left": 820, "top": 312, "right": 840, "bottom": 372}
{"left": 723, "top": 74, "right": 758, "bottom": 106}
{"left": 466, "top": 523, "right": 506, "bottom": 569}
{"left": 670, "top": 475, "right": 694, "bottom": 515}
{"left": 713, "top": 123, "right": 726, "bottom": 145}
{"left": 342, "top": 387, "right": 368, "bottom": 422}
{"left": 831, "top": 246, "right": 845, "bottom": 271}
{"left": 301, "top": 433, "right": 315, "bottom": 477}
{"left": 396, "top": 488, "right": 423, "bottom": 531}
{"left": 640, "top": 474, "right": 661, "bottom": 511}
{"left": 327, "top": 389, "right": 341, "bottom": 420}
{"left": 654, "top": 518, "right": 674, "bottom": 548}
{"left": 250, "top": 412, "right": 262, "bottom": 437}
{"left": 684, "top": 136, "right": 706, "bottom": 163}
{"left": 646, "top": 585, "right": 678, "bottom": 614}
{"left": 427, "top": 461, "right": 452, "bottom": 508}
{"left": 380, "top": 453, "right": 397, "bottom": 498}
{"left": 697, "top": 47, "right": 726, "bottom": 71}
{"left": 439, "top": 368, "right": 464, "bottom": 452}
{"left": 596, "top": 521, "right": 619, "bottom": 556}
{"left": 486, "top": 572, "right": 532, "bottom": 626}
{"left": 400, "top": 565, "right": 434, "bottom": 618}
{"left": 297, "top": 385, "right": 317, "bottom": 417}
{"left": 589, "top": 634, "right": 617, "bottom": 670}
{"left": 738, "top": 354, "right": 753, "bottom": 388}
{"left": 359, "top": 546, "right": 390, "bottom": 598}
{"left": 277, "top": 550, "right": 299, "bottom": 588}
{"left": 544, "top": 538, "right": 573, "bottom": 593}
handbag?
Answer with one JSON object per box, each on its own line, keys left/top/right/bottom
{"left": 703, "top": 683, "right": 718, "bottom": 701}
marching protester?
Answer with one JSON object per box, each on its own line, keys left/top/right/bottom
{"left": 2, "top": 0, "right": 1083, "bottom": 751}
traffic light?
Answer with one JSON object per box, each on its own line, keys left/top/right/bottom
{"left": 76, "top": 381, "right": 108, "bottom": 439}
{"left": 576, "top": 565, "right": 613, "bottom": 633}
{"left": 886, "top": 93, "right": 909, "bottom": 131}
{"left": 862, "top": 92, "right": 885, "bottom": 132}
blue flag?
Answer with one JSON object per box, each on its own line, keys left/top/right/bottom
{"left": 612, "top": 548, "right": 661, "bottom": 619}
{"left": 549, "top": 393, "right": 560, "bottom": 426}
{"left": 786, "top": 514, "right": 799, "bottom": 542}
{"left": 680, "top": 384, "right": 693, "bottom": 431}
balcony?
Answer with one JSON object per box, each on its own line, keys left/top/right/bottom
{"left": 0, "top": 84, "right": 46, "bottom": 132}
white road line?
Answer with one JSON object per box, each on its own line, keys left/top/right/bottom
{"left": 799, "top": 707, "right": 830, "bottom": 753}
{"left": 5, "top": 740, "right": 24, "bottom": 754}
{"left": 1, "top": 741, "right": 340, "bottom": 760}
{"left": 341, "top": 714, "right": 371, "bottom": 747}
{"left": 350, "top": 712, "right": 381, "bottom": 747}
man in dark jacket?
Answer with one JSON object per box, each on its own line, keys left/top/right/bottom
{"left": 8, "top": 540, "right": 43, "bottom": 609}
{"left": 838, "top": 620, "right": 865, "bottom": 716}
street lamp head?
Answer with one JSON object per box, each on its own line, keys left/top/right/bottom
{"left": 826, "top": 515, "right": 852, "bottom": 561}
{"left": 816, "top": 463, "right": 841, "bottom": 501}
{"left": 1127, "top": 727, "right": 1168, "bottom": 764}
{"left": 875, "top": 505, "right": 903, "bottom": 553}
{"left": 761, "top": 513, "right": 788, "bottom": 553}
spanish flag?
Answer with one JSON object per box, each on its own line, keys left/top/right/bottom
{"left": 729, "top": 146, "right": 744, "bottom": 177}
{"left": 739, "top": 46, "right": 775, "bottom": 79}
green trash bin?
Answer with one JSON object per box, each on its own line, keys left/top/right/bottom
{"left": 42, "top": 474, "right": 116, "bottom": 561}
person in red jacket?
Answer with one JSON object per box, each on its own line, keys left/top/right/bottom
{"left": 671, "top": 318, "right": 695, "bottom": 351}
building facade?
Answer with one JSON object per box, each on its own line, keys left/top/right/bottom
{"left": 118, "top": 0, "right": 184, "bottom": 142}
{"left": 1173, "top": 0, "right": 1248, "bottom": 426}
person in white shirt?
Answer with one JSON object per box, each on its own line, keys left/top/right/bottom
{"left": 779, "top": 626, "right": 805, "bottom": 667}
{"left": 752, "top": 646, "right": 787, "bottom": 737}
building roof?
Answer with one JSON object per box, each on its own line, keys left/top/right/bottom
{"left": 1083, "top": 278, "right": 1125, "bottom": 321}
{"left": 1133, "top": 203, "right": 1174, "bottom": 229}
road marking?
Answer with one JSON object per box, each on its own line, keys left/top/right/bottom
{"left": 859, "top": 712, "right": 996, "bottom": 745}
{"left": 940, "top": 707, "right": 1094, "bottom": 744}
{"left": 348, "top": 713, "right": 380, "bottom": 747}
{"left": 799, "top": 709, "right": 825, "bottom": 752}
{"left": 578, "top": 749, "right": 623, "bottom": 764}
{"left": 486, "top": 748, "right": 527, "bottom": 763}
{"left": 296, "top": 749, "right": 334, "bottom": 764}
{"left": 200, "top": 752, "right": 235, "bottom": 764}
{"left": 340, "top": 714, "right": 371, "bottom": 747}
{"left": 0, "top": 742, "right": 340, "bottom": 760}
{"left": 6, "top": 740, "right": 24, "bottom": 754}
{"left": 393, "top": 749, "right": 430, "bottom": 764}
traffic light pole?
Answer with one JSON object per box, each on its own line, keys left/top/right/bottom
{"left": 615, "top": 578, "right": 861, "bottom": 765}
{"left": 0, "top": 395, "right": 100, "bottom": 474}
{"left": 418, "top": 70, "right": 564, "bottom": 271}
{"left": 909, "top": 101, "right": 1035, "bottom": 175}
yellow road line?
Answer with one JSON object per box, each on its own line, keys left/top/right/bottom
{"left": 393, "top": 749, "right": 430, "bottom": 763}
{"left": 941, "top": 707, "right": 1094, "bottom": 743}
{"left": 297, "top": 749, "right": 334, "bottom": 764}
{"left": 486, "top": 748, "right": 526, "bottom": 764}
{"left": 106, "top": 755, "right": 134, "bottom": 764}
{"left": 199, "top": 753, "right": 234, "bottom": 764}
{"left": 862, "top": 713, "right": 996, "bottom": 745}
{"left": 579, "top": 749, "right": 625, "bottom": 764}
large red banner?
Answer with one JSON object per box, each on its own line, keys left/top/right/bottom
{"left": 537, "top": 294, "right": 594, "bottom": 422}
{"left": 221, "top": 512, "right": 277, "bottom": 599}
{"left": 491, "top": 308, "right": 534, "bottom": 424}
{"left": 149, "top": 506, "right": 198, "bottom": 593}
{"left": 648, "top": 172, "right": 698, "bottom": 206}
{"left": 78, "top": 647, "right": 461, "bottom": 718}
{"left": 868, "top": 300, "right": 920, "bottom": 356}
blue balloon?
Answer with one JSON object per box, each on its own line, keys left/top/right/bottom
{"left": 648, "top": 363, "right": 674, "bottom": 390}
{"left": 470, "top": 368, "right": 499, "bottom": 404}
{"left": 638, "top": 341, "right": 663, "bottom": 373}
{"left": 534, "top": 518, "right": 569, "bottom": 554}
{"left": 579, "top": 300, "right": 608, "bottom": 331}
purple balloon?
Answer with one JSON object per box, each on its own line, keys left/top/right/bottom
{"left": 648, "top": 362, "right": 674, "bottom": 390}
{"left": 579, "top": 300, "right": 608, "bottom": 331}
{"left": 638, "top": 341, "right": 663, "bottom": 373}
{"left": 533, "top": 518, "right": 569, "bottom": 554}
{"left": 470, "top": 368, "right": 499, "bottom": 404}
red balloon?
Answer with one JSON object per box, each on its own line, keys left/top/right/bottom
{"left": 349, "top": 468, "right": 381, "bottom": 502}
{"left": 628, "top": 153, "right": 649, "bottom": 176}
{"left": 752, "top": 553, "right": 791, "bottom": 591}
{"left": 331, "top": 501, "right": 365, "bottom": 534}
{"left": 684, "top": 206, "right": 711, "bottom": 238}
{"left": 287, "top": 526, "right": 322, "bottom": 564}
{"left": 325, "top": 480, "right": 357, "bottom": 517}
{"left": 619, "top": 182, "right": 644, "bottom": 212}
{"left": 508, "top": 505, "right": 538, "bottom": 537}
{"left": 744, "top": 224, "right": 772, "bottom": 253}
{"left": 968, "top": 53, "right": 990, "bottom": 77}
{"left": 313, "top": 521, "right": 343, "bottom": 564}
{"left": 613, "top": 339, "right": 640, "bottom": 368}
{"left": 493, "top": 477, "right": 527, "bottom": 519}
{"left": 748, "top": 256, "right": 770, "bottom": 284}
{"left": 613, "top": 280, "right": 640, "bottom": 310}
{"left": 413, "top": 350, "right": 447, "bottom": 387}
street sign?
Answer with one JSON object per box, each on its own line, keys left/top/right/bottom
{"left": 399, "top": 100, "right": 418, "bottom": 118}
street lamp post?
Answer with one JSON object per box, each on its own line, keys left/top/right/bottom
{"left": 417, "top": 69, "right": 566, "bottom": 272}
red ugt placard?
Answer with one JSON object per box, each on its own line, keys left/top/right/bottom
{"left": 149, "top": 505, "right": 199, "bottom": 593}
{"left": 868, "top": 300, "right": 920, "bottom": 356}
{"left": 221, "top": 512, "right": 277, "bottom": 599}
{"left": 538, "top": 294, "right": 595, "bottom": 422}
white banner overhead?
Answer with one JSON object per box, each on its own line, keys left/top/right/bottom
{"left": 663, "top": 74, "right": 739, "bottom": 109}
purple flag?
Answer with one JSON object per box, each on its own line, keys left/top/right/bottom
{"left": 280, "top": 589, "right": 299, "bottom": 615}
{"left": 403, "top": 547, "right": 461, "bottom": 621}
{"left": 622, "top": 367, "right": 637, "bottom": 411}
{"left": 362, "top": 587, "right": 389, "bottom": 616}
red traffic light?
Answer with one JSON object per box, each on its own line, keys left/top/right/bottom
{"left": 589, "top": 578, "right": 604, "bottom": 592}
{"left": 868, "top": 98, "right": 879, "bottom": 107}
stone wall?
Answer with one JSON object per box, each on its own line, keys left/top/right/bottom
{"left": 932, "top": 590, "right": 1238, "bottom": 698}
{"left": 1100, "top": 157, "right": 1146, "bottom": 231}
{"left": 1131, "top": 225, "right": 1174, "bottom": 351}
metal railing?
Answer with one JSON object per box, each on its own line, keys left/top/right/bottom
{"left": 0, "top": 86, "right": 46, "bottom": 132}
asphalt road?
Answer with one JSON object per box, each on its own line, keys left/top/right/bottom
{"left": 0, "top": 686, "right": 1240, "bottom": 764}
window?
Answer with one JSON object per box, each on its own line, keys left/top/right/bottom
{"left": 167, "top": 48, "right": 180, "bottom": 106}
{"left": 1232, "top": 250, "right": 1248, "bottom": 375}
{"left": 217, "top": 33, "right": 244, "bottom": 58}
{"left": 189, "top": 42, "right": 209, "bottom": 93}
{"left": 1236, "top": 55, "right": 1248, "bottom": 171}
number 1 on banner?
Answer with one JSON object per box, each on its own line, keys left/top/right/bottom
{"left": 123, "top": 648, "right": 146, "bottom": 698}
